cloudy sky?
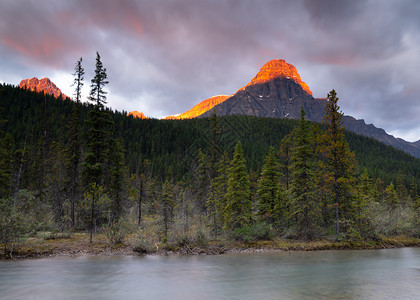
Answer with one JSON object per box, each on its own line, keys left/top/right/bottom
{"left": 1, "top": 0, "right": 419, "bottom": 142}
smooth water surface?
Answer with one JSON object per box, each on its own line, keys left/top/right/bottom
{"left": 1, "top": 248, "right": 419, "bottom": 299}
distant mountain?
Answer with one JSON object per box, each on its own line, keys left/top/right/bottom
{"left": 127, "top": 111, "right": 147, "bottom": 119}
{"left": 19, "top": 77, "right": 68, "bottom": 100}
{"left": 197, "top": 59, "right": 420, "bottom": 158}
{"left": 164, "top": 95, "right": 231, "bottom": 120}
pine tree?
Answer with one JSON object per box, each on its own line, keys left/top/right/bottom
{"left": 290, "top": 108, "right": 318, "bottom": 239}
{"left": 278, "top": 133, "right": 292, "bottom": 191}
{"left": 0, "top": 133, "right": 13, "bottom": 198}
{"left": 89, "top": 52, "right": 109, "bottom": 108}
{"left": 395, "top": 169, "right": 408, "bottom": 199}
{"left": 384, "top": 182, "right": 399, "bottom": 209}
{"left": 45, "top": 142, "right": 67, "bottom": 229}
{"left": 207, "top": 151, "right": 230, "bottom": 237}
{"left": 82, "top": 52, "right": 111, "bottom": 188}
{"left": 409, "top": 177, "right": 418, "bottom": 202}
{"left": 257, "top": 147, "right": 280, "bottom": 222}
{"left": 104, "top": 137, "right": 127, "bottom": 223}
{"left": 160, "top": 179, "right": 174, "bottom": 241}
{"left": 224, "top": 141, "right": 252, "bottom": 230}
{"left": 196, "top": 148, "right": 209, "bottom": 214}
{"left": 66, "top": 57, "right": 84, "bottom": 227}
{"left": 82, "top": 52, "right": 113, "bottom": 240}
{"left": 321, "top": 89, "right": 357, "bottom": 237}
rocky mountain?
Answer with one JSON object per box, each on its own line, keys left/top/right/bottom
{"left": 198, "top": 59, "right": 420, "bottom": 158}
{"left": 127, "top": 111, "right": 147, "bottom": 119}
{"left": 165, "top": 95, "right": 231, "bottom": 119}
{"left": 19, "top": 77, "right": 68, "bottom": 100}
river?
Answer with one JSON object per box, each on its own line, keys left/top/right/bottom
{"left": 1, "top": 248, "right": 419, "bottom": 299}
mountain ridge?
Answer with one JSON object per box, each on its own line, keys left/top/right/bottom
{"left": 196, "top": 59, "right": 419, "bottom": 158}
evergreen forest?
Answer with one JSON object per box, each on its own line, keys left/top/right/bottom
{"left": 1, "top": 56, "right": 419, "bottom": 256}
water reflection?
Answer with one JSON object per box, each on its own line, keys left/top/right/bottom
{"left": 0, "top": 248, "right": 419, "bottom": 299}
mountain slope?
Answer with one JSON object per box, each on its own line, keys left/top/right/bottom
{"left": 198, "top": 59, "right": 420, "bottom": 158}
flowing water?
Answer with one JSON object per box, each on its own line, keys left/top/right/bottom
{"left": 1, "top": 248, "right": 419, "bottom": 299}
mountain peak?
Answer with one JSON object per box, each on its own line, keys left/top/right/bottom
{"left": 19, "top": 77, "right": 68, "bottom": 100}
{"left": 127, "top": 111, "right": 147, "bottom": 119}
{"left": 244, "top": 59, "right": 312, "bottom": 96}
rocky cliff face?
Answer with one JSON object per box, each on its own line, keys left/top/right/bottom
{"left": 202, "top": 77, "right": 325, "bottom": 121}
{"left": 127, "top": 111, "right": 147, "bottom": 119}
{"left": 165, "top": 95, "right": 231, "bottom": 119}
{"left": 19, "top": 77, "right": 68, "bottom": 100}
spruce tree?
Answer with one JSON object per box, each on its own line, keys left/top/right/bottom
{"left": 321, "top": 89, "right": 357, "bottom": 237}
{"left": 196, "top": 148, "right": 209, "bottom": 214}
{"left": 207, "top": 151, "right": 230, "bottom": 237}
{"left": 384, "top": 182, "right": 399, "bottom": 209}
{"left": 0, "top": 133, "right": 13, "bottom": 198}
{"left": 278, "top": 133, "right": 292, "bottom": 191}
{"left": 82, "top": 52, "right": 112, "bottom": 241}
{"left": 257, "top": 146, "right": 280, "bottom": 222}
{"left": 104, "top": 137, "right": 127, "bottom": 223}
{"left": 224, "top": 141, "right": 252, "bottom": 230}
{"left": 290, "top": 108, "right": 318, "bottom": 239}
{"left": 160, "top": 179, "right": 174, "bottom": 241}
{"left": 66, "top": 57, "right": 84, "bottom": 227}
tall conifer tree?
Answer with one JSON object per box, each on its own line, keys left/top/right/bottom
{"left": 257, "top": 146, "right": 280, "bottom": 222}
{"left": 224, "top": 141, "right": 252, "bottom": 230}
{"left": 82, "top": 52, "right": 112, "bottom": 241}
{"left": 321, "top": 89, "right": 357, "bottom": 236}
{"left": 290, "top": 108, "right": 318, "bottom": 239}
{"left": 66, "top": 57, "right": 84, "bottom": 227}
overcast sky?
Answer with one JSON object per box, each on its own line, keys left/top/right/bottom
{"left": 1, "top": 0, "right": 419, "bottom": 142}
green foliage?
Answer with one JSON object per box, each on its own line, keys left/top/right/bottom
{"left": 289, "top": 108, "right": 319, "bottom": 239}
{"left": 321, "top": 89, "right": 357, "bottom": 236}
{"left": 368, "top": 201, "right": 416, "bottom": 236}
{"left": 229, "top": 222, "right": 274, "bottom": 242}
{"left": 257, "top": 147, "right": 280, "bottom": 221}
{"left": 0, "top": 82, "right": 420, "bottom": 243}
{"left": 383, "top": 183, "right": 399, "bottom": 208}
{"left": 89, "top": 52, "right": 109, "bottom": 108}
{"left": 104, "top": 218, "right": 132, "bottom": 245}
{"left": 0, "top": 133, "right": 13, "bottom": 198}
{"left": 0, "top": 196, "right": 28, "bottom": 256}
{"left": 160, "top": 179, "right": 174, "bottom": 240}
{"left": 207, "top": 151, "right": 230, "bottom": 237}
{"left": 224, "top": 141, "right": 252, "bottom": 230}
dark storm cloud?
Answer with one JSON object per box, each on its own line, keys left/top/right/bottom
{"left": 0, "top": 0, "right": 419, "bottom": 141}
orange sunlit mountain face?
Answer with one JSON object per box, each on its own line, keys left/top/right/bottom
{"left": 164, "top": 95, "right": 231, "bottom": 120}
{"left": 242, "top": 59, "right": 313, "bottom": 96}
{"left": 127, "top": 111, "right": 147, "bottom": 119}
{"left": 19, "top": 77, "right": 68, "bottom": 99}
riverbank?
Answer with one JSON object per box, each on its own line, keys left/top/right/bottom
{"left": 2, "top": 232, "right": 420, "bottom": 259}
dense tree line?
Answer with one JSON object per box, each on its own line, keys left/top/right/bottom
{"left": 0, "top": 56, "right": 419, "bottom": 253}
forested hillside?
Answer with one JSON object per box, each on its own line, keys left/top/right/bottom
{"left": 1, "top": 82, "right": 419, "bottom": 255}
{"left": 1, "top": 84, "right": 418, "bottom": 185}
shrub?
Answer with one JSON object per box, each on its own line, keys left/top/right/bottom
{"left": 229, "top": 222, "right": 273, "bottom": 242}
{"left": 104, "top": 219, "right": 132, "bottom": 244}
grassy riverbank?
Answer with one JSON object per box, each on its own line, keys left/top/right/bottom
{"left": 2, "top": 231, "right": 420, "bottom": 259}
